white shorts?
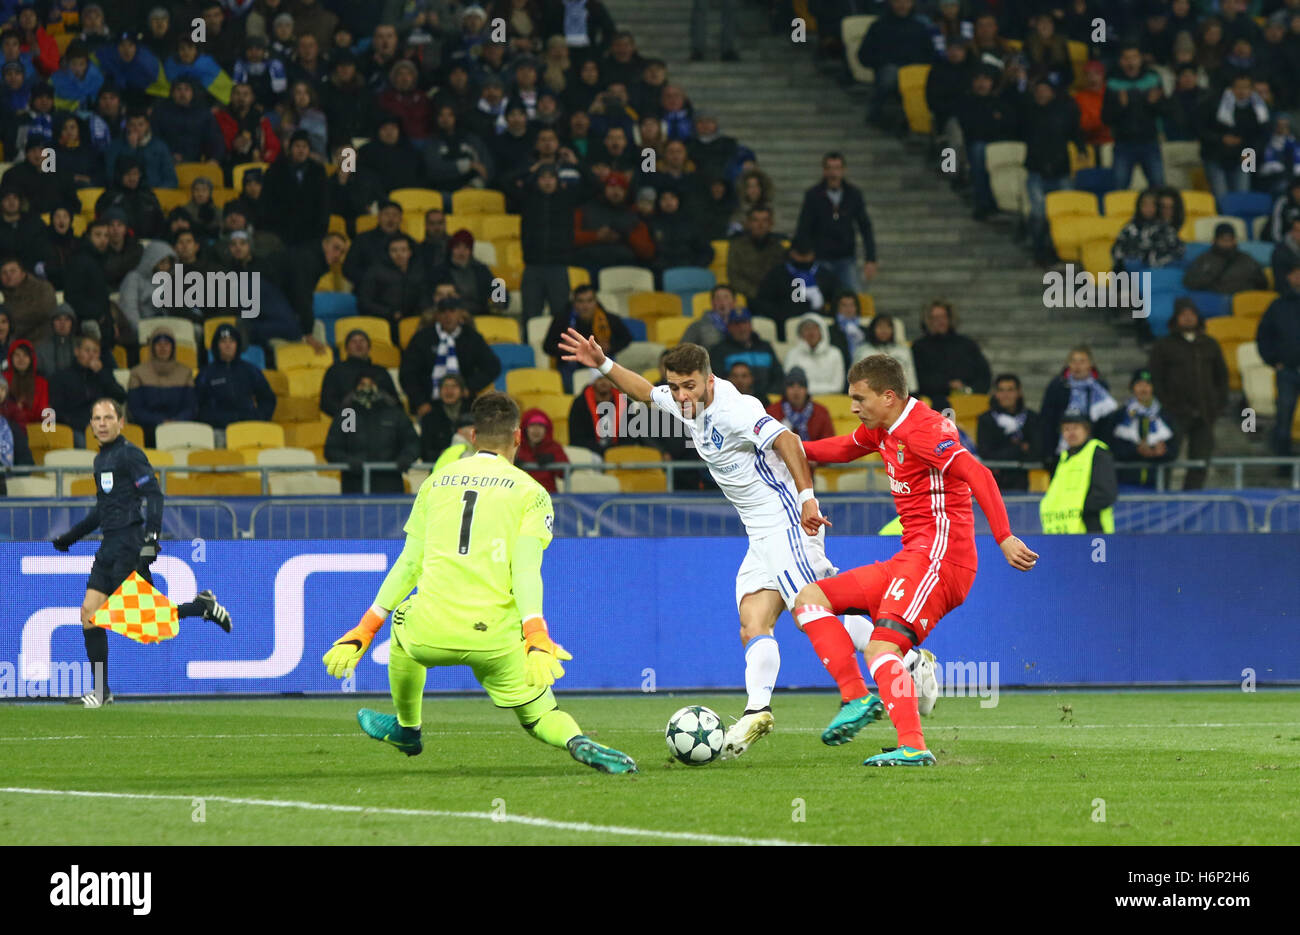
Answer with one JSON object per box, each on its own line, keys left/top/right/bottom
{"left": 735, "top": 525, "right": 837, "bottom": 611}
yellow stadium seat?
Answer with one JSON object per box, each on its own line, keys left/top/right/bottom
{"left": 27, "top": 423, "right": 75, "bottom": 452}
{"left": 1103, "top": 190, "right": 1138, "bottom": 218}
{"left": 399, "top": 316, "right": 423, "bottom": 348}
{"left": 355, "top": 214, "right": 379, "bottom": 234}
{"left": 155, "top": 188, "right": 188, "bottom": 212}
{"left": 1080, "top": 238, "right": 1114, "bottom": 277}
{"left": 690, "top": 290, "right": 748, "bottom": 316}
{"left": 275, "top": 397, "right": 319, "bottom": 422}
{"left": 275, "top": 342, "right": 333, "bottom": 371}
{"left": 390, "top": 188, "right": 443, "bottom": 213}
{"left": 502, "top": 241, "right": 524, "bottom": 270}
{"left": 651, "top": 316, "right": 690, "bottom": 345}
{"left": 832, "top": 416, "right": 860, "bottom": 436}
{"left": 1233, "top": 290, "right": 1277, "bottom": 320}
{"left": 627, "top": 291, "right": 683, "bottom": 321}
{"left": 176, "top": 161, "right": 223, "bottom": 189}
{"left": 225, "top": 421, "right": 285, "bottom": 450}
{"left": 87, "top": 423, "right": 145, "bottom": 450}
{"left": 262, "top": 369, "right": 288, "bottom": 396}
{"left": 212, "top": 187, "right": 238, "bottom": 206}
{"left": 285, "top": 368, "right": 324, "bottom": 398}
{"left": 946, "top": 394, "right": 989, "bottom": 435}
{"left": 506, "top": 368, "right": 563, "bottom": 396}
{"left": 641, "top": 367, "right": 661, "bottom": 384}
{"left": 515, "top": 393, "right": 571, "bottom": 426}
{"left": 819, "top": 394, "right": 854, "bottom": 420}
{"left": 232, "top": 162, "right": 267, "bottom": 191}
{"left": 332, "top": 316, "right": 393, "bottom": 349}
{"left": 474, "top": 316, "right": 521, "bottom": 343}
{"left": 142, "top": 342, "right": 198, "bottom": 370}
{"left": 328, "top": 214, "right": 347, "bottom": 235}
{"left": 568, "top": 266, "right": 591, "bottom": 289}
{"left": 77, "top": 187, "right": 105, "bottom": 217}
{"left": 186, "top": 448, "right": 248, "bottom": 469}
{"left": 1206, "top": 316, "right": 1258, "bottom": 344}
{"left": 1046, "top": 190, "right": 1099, "bottom": 221}
{"left": 1028, "top": 469, "right": 1050, "bottom": 493}
{"left": 368, "top": 344, "right": 401, "bottom": 368}
{"left": 443, "top": 214, "right": 486, "bottom": 241}
{"left": 1052, "top": 215, "right": 1126, "bottom": 262}
{"left": 480, "top": 214, "right": 521, "bottom": 242}
{"left": 1181, "top": 190, "right": 1216, "bottom": 218}
{"left": 452, "top": 189, "right": 506, "bottom": 214}
{"left": 898, "top": 63, "right": 931, "bottom": 134}
{"left": 604, "top": 444, "right": 667, "bottom": 492}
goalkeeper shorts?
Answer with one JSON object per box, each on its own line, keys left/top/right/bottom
{"left": 392, "top": 611, "right": 543, "bottom": 710}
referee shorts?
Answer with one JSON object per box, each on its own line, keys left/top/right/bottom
{"left": 86, "top": 528, "right": 152, "bottom": 596}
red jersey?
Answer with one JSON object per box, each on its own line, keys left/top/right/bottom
{"left": 803, "top": 397, "right": 1012, "bottom": 572}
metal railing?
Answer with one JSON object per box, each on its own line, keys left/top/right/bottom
{"left": 1263, "top": 495, "right": 1300, "bottom": 533}
{"left": 247, "top": 496, "right": 586, "bottom": 539}
{"left": 0, "top": 498, "right": 239, "bottom": 541}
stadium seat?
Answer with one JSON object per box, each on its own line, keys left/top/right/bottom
{"left": 986, "top": 142, "right": 1028, "bottom": 216}
{"left": 112, "top": 367, "right": 130, "bottom": 392}
{"left": 283, "top": 420, "right": 330, "bottom": 449}
{"left": 1180, "top": 190, "right": 1216, "bottom": 218}
{"left": 562, "top": 445, "right": 602, "bottom": 466}
{"left": 1238, "top": 241, "right": 1272, "bottom": 266}
{"left": 1080, "top": 238, "right": 1114, "bottom": 277}
{"left": 818, "top": 394, "right": 854, "bottom": 420}
{"left": 1252, "top": 215, "right": 1269, "bottom": 240}
{"left": 269, "top": 473, "right": 342, "bottom": 494}
{"left": 87, "top": 423, "right": 145, "bottom": 450}
{"left": 472, "top": 240, "right": 498, "bottom": 267}
{"left": 598, "top": 266, "right": 655, "bottom": 295}
{"left": 155, "top": 188, "right": 189, "bottom": 212}
{"left": 28, "top": 423, "right": 75, "bottom": 455}
{"left": 650, "top": 316, "right": 690, "bottom": 345}
{"left": 312, "top": 292, "right": 359, "bottom": 345}
{"left": 709, "top": 240, "right": 729, "bottom": 281}
{"left": 663, "top": 266, "right": 716, "bottom": 298}
{"left": 1207, "top": 316, "right": 1259, "bottom": 391}
{"left": 627, "top": 291, "right": 683, "bottom": 321}
{"left": 5, "top": 476, "right": 56, "bottom": 496}
{"left": 76, "top": 187, "right": 103, "bottom": 217}
{"left": 1237, "top": 342, "right": 1274, "bottom": 417}
{"left": 515, "top": 392, "right": 570, "bottom": 430}
{"left": 256, "top": 446, "right": 319, "bottom": 466}
{"left": 155, "top": 421, "right": 215, "bottom": 450}
{"left": 841, "top": 15, "right": 878, "bottom": 83}
{"left": 898, "top": 64, "right": 932, "bottom": 134}
{"left": 1052, "top": 215, "right": 1126, "bottom": 262}
{"left": 475, "top": 316, "right": 521, "bottom": 344}
{"left": 1102, "top": 190, "right": 1138, "bottom": 218}
{"left": 480, "top": 214, "right": 521, "bottom": 242}
{"left": 231, "top": 162, "right": 268, "bottom": 191}
{"left": 946, "top": 395, "right": 989, "bottom": 436}
{"left": 176, "top": 161, "right": 223, "bottom": 188}
{"left": 1160, "top": 141, "right": 1200, "bottom": 190}
{"left": 832, "top": 416, "right": 861, "bottom": 436}
{"left": 620, "top": 316, "right": 644, "bottom": 342}
{"left": 506, "top": 368, "right": 563, "bottom": 396}
{"left": 640, "top": 367, "right": 661, "bottom": 384}
{"left": 226, "top": 420, "right": 285, "bottom": 450}
{"left": 399, "top": 315, "right": 424, "bottom": 348}
{"left": 525, "top": 316, "right": 551, "bottom": 354}
{"left": 1071, "top": 167, "right": 1115, "bottom": 200}
{"left": 491, "top": 344, "right": 536, "bottom": 389}
{"left": 138, "top": 316, "right": 198, "bottom": 347}
{"left": 568, "top": 267, "right": 591, "bottom": 289}
{"left": 567, "top": 471, "right": 621, "bottom": 492}
{"left": 1046, "top": 190, "right": 1099, "bottom": 221}
{"left": 452, "top": 189, "right": 506, "bottom": 214}
{"left": 619, "top": 341, "right": 664, "bottom": 373}
{"left": 204, "top": 316, "right": 237, "bottom": 349}
{"left": 275, "top": 342, "right": 333, "bottom": 371}
{"left": 1233, "top": 290, "right": 1277, "bottom": 319}
{"left": 1218, "top": 191, "right": 1272, "bottom": 229}
{"left": 332, "top": 315, "right": 392, "bottom": 351}
{"left": 43, "top": 449, "right": 95, "bottom": 469}
{"left": 604, "top": 444, "right": 666, "bottom": 491}
{"left": 390, "top": 188, "right": 443, "bottom": 213}
{"left": 212, "top": 187, "right": 238, "bottom": 207}
{"left": 750, "top": 316, "right": 778, "bottom": 345}
{"left": 283, "top": 368, "right": 323, "bottom": 399}
{"left": 141, "top": 449, "right": 175, "bottom": 467}
{"left": 1192, "top": 215, "right": 1247, "bottom": 242}
{"left": 690, "top": 290, "right": 749, "bottom": 316}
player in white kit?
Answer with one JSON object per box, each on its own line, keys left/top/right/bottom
{"left": 558, "top": 333, "right": 884, "bottom": 756}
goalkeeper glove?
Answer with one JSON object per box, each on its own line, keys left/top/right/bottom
{"left": 522, "top": 616, "right": 572, "bottom": 688}
{"left": 323, "top": 606, "right": 387, "bottom": 678}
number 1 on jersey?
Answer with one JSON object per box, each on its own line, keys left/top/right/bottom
{"left": 458, "top": 490, "right": 478, "bottom": 555}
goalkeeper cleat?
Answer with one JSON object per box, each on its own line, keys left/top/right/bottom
{"left": 821, "top": 693, "right": 883, "bottom": 745}
{"left": 75, "top": 692, "right": 114, "bottom": 708}
{"left": 357, "top": 709, "right": 423, "bottom": 756}
{"left": 567, "top": 735, "right": 638, "bottom": 774}
{"left": 863, "top": 745, "right": 936, "bottom": 767}
{"left": 720, "top": 708, "right": 774, "bottom": 759}
{"left": 195, "top": 590, "right": 233, "bottom": 632}
{"left": 911, "top": 648, "right": 939, "bottom": 716}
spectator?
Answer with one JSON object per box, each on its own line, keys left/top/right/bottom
{"left": 726, "top": 360, "right": 766, "bottom": 403}
{"left": 318, "top": 49, "right": 368, "bottom": 150}
{"left": 826, "top": 291, "right": 867, "bottom": 366}
{"left": 1110, "top": 367, "right": 1177, "bottom": 487}
{"left": 35, "top": 305, "right": 78, "bottom": 379}
{"left": 1256, "top": 273, "right": 1300, "bottom": 466}
{"left": 423, "top": 105, "right": 493, "bottom": 192}
{"left": 957, "top": 65, "right": 1019, "bottom": 221}
{"left": 277, "top": 79, "right": 329, "bottom": 159}
{"left": 180, "top": 177, "right": 224, "bottom": 243}
{"left": 262, "top": 130, "right": 330, "bottom": 246}
{"left": 1039, "top": 408, "right": 1118, "bottom": 533}
{"left": 416, "top": 208, "right": 450, "bottom": 273}
{"left": 232, "top": 35, "right": 287, "bottom": 107}
{"left": 357, "top": 114, "right": 424, "bottom": 193}
{"left": 543, "top": 284, "right": 632, "bottom": 392}
{"left": 858, "top": 0, "right": 934, "bottom": 134}
{"left": 1156, "top": 186, "right": 1185, "bottom": 233}
{"left": 683, "top": 284, "right": 743, "bottom": 349}
{"left": 709, "top": 308, "right": 783, "bottom": 397}
{"left": 753, "top": 237, "right": 841, "bottom": 340}
{"left": 2, "top": 338, "right": 48, "bottom": 429}
{"left": 46, "top": 216, "right": 107, "bottom": 350}
{"left": 0, "top": 183, "right": 53, "bottom": 274}
{"left": 515, "top": 407, "right": 569, "bottom": 492}
{"left": 0, "top": 308, "right": 11, "bottom": 370}
{"left": 543, "top": 0, "right": 617, "bottom": 61}
{"left": 1160, "top": 63, "right": 1205, "bottom": 143}
{"left": 95, "top": 155, "right": 165, "bottom": 240}
{"left": 1, "top": 256, "right": 56, "bottom": 344}
{"left": 76, "top": 4, "right": 114, "bottom": 58}
{"left": 379, "top": 59, "right": 434, "bottom": 146}
{"left": 861, "top": 311, "right": 918, "bottom": 393}
{"left": 726, "top": 205, "right": 784, "bottom": 301}
{"left": 142, "top": 6, "right": 177, "bottom": 62}
{"left": 977, "top": 373, "right": 1043, "bottom": 492}
{"left": 563, "top": 56, "right": 603, "bottom": 114}
{"left": 97, "top": 209, "right": 143, "bottom": 290}
{"left": 766, "top": 367, "right": 833, "bottom": 442}
{"left": 151, "top": 76, "right": 226, "bottom": 164}
{"left": 926, "top": 42, "right": 973, "bottom": 172}
{"left": 52, "top": 112, "right": 105, "bottom": 189}
{"left": 650, "top": 187, "right": 713, "bottom": 277}
{"left": 430, "top": 229, "right": 499, "bottom": 317}
{"left": 164, "top": 36, "right": 235, "bottom": 106}
{"left": 195, "top": 323, "right": 276, "bottom": 433}
{"left": 360, "top": 234, "right": 429, "bottom": 342}
{"left": 105, "top": 111, "right": 178, "bottom": 190}
{"left": 490, "top": 103, "right": 538, "bottom": 186}
{"left": 911, "top": 300, "right": 992, "bottom": 413}
{"left": 571, "top": 171, "right": 654, "bottom": 277}
{"left": 1199, "top": 71, "right": 1269, "bottom": 201}
{"left": 794, "top": 152, "right": 877, "bottom": 293}
{"left": 5, "top": 133, "right": 77, "bottom": 217}
{"left": 567, "top": 373, "right": 625, "bottom": 455}
{"left": 282, "top": 232, "right": 347, "bottom": 340}
{"left": 1274, "top": 216, "right": 1300, "bottom": 291}
{"left": 729, "top": 167, "right": 774, "bottom": 234}
{"left": 316, "top": 330, "right": 394, "bottom": 419}
{"left": 1073, "top": 59, "right": 1113, "bottom": 150}
{"left": 94, "top": 32, "right": 163, "bottom": 109}
{"left": 782, "top": 313, "right": 845, "bottom": 397}
{"left": 419, "top": 373, "right": 474, "bottom": 462}
{"left": 1025, "top": 12, "right": 1071, "bottom": 88}
{"left": 325, "top": 373, "right": 418, "bottom": 494}
{"left": 126, "top": 328, "right": 198, "bottom": 448}
{"left": 1112, "top": 189, "right": 1184, "bottom": 270}
{"left": 0, "top": 375, "right": 35, "bottom": 494}
{"left": 691, "top": 113, "right": 749, "bottom": 187}
{"left": 1038, "top": 345, "right": 1120, "bottom": 463}
{"left": 228, "top": 166, "right": 271, "bottom": 231}
{"left": 1023, "top": 77, "right": 1085, "bottom": 265}
{"left": 342, "top": 199, "right": 405, "bottom": 286}
{"left": 1103, "top": 43, "right": 1166, "bottom": 188}
{"left": 1184, "top": 222, "right": 1269, "bottom": 293}
{"left": 49, "top": 335, "right": 123, "bottom": 442}
{"left": 400, "top": 298, "right": 502, "bottom": 415}
{"left": 117, "top": 241, "right": 179, "bottom": 345}
{"left": 651, "top": 83, "right": 688, "bottom": 141}
{"left": 519, "top": 165, "right": 578, "bottom": 325}
{"left": 1258, "top": 115, "right": 1300, "bottom": 197}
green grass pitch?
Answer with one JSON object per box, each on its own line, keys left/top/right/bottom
{"left": 2, "top": 691, "right": 1297, "bottom": 845}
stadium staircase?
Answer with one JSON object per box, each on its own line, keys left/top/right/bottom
{"left": 606, "top": 0, "right": 1261, "bottom": 472}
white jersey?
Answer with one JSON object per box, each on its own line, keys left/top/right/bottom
{"left": 650, "top": 378, "right": 802, "bottom": 538}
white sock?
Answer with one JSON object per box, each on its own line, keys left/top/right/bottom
{"left": 744, "top": 635, "right": 780, "bottom": 712}
{"left": 903, "top": 648, "right": 919, "bottom": 669}
{"left": 843, "top": 615, "right": 872, "bottom": 653}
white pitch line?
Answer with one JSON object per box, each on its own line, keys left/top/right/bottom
{"left": 0, "top": 787, "right": 815, "bottom": 846}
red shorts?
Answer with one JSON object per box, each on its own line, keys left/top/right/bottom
{"left": 818, "top": 550, "right": 975, "bottom": 648}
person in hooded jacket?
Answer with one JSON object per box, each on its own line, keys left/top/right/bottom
{"left": 324, "top": 372, "right": 420, "bottom": 494}
{"left": 2, "top": 338, "right": 48, "bottom": 428}
{"left": 515, "top": 406, "right": 569, "bottom": 492}
{"left": 0, "top": 373, "right": 35, "bottom": 495}
{"left": 781, "top": 313, "right": 845, "bottom": 397}
{"left": 753, "top": 238, "right": 841, "bottom": 341}
{"left": 910, "top": 300, "right": 992, "bottom": 412}
{"left": 49, "top": 334, "right": 123, "bottom": 441}
{"left": 126, "top": 328, "right": 197, "bottom": 448}
{"left": 401, "top": 298, "right": 502, "bottom": 413}
{"left": 94, "top": 155, "right": 165, "bottom": 239}
{"left": 429, "top": 229, "right": 498, "bottom": 316}
{"left": 1038, "top": 344, "right": 1120, "bottom": 463}
{"left": 0, "top": 180, "right": 53, "bottom": 274}
{"left": 35, "top": 304, "right": 78, "bottom": 378}
{"left": 195, "top": 322, "right": 276, "bottom": 430}
{"left": 150, "top": 75, "right": 227, "bottom": 164}
{"left": 118, "top": 240, "right": 179, "bottom": 344}
{"left": 766, "top": 367, "right": 833, "bottom": 444}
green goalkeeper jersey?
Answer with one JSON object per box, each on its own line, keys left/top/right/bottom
{"left": 400, "top": 451, "right": 554, "bottom": 650}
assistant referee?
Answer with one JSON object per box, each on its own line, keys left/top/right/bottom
{"left": 51, "top": 398, "right": 233, "bottom": 707}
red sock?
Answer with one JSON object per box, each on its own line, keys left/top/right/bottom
{"left": 796, "top": 607, "right": 869, "bottom": 702}
{"left": 869, "top": 652, "right": 925, "bottom": 749}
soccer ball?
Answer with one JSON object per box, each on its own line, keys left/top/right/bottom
{"left": 665, "top": 705, "right": 725, "bottom": 765}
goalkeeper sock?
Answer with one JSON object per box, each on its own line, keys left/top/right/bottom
{"left": 869, "top": 652, "right": 925, "bottom": 749}
{"left": 526, "top": 709, "right": 582, "bottom": 749}
{"left": 797, "top": 607, "right": 869, "bottom": 702}
{"left": 844, "top": 615, "right": 872, "bottom": 653}
{"left": 82, "top": 627, "right": 109, "bottom": 698}
{"left": 743, "top": 635, "right": 780, "bottom": 712}
{"left": 387, "top": 636, "right": 427, "bottom": 729}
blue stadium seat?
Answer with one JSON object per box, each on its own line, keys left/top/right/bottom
{"left": 1145, "top": 268, "right": 1186, "bottom": 293}
{"left": 1072, "top": 168, "right": 1114, "bottom": 203}
{"left": 491, "top": 343, "right": 536, "bottom": 390}
{"left": 1146, "top": 291, "right": 1177, "bottom": 337}
{"left": 663, "top": 267, "right": 716, "bottom": 314}
{"left": 312, "top": 292, "right": 358, "bottom": 345}
{"left": 1218, "top": 191, "right": 1273, "bottom": 232}
{"left": 1180, "top": 242, "right": 1211, "bottom": 267}
{"left": 240, "top": 344, "right": 265, "bottom": 369}
{"left": 625, "top": 317, "right": 647, "bottom": 341}
{"left": 1238, "top": 241, "right": 1272, "bottom": 266}
{"left": 1182, "top": 290, "right": 1232, "bottom": 320}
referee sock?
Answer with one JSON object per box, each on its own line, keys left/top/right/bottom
{"left": 743, "top": 635, "right": 780, "bottom": 713}
{"left": 796, "top": 607, "right": 869, "bottom": 703}
{"left": 869, "top": 652, "right": 925, "bottom": 750}
{"left": 82, "top": 627, "right": 110, "bottom": 699}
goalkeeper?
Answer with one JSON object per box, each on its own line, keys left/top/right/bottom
{"left": 323, "top": 392, "right": 636, "bottom": 774}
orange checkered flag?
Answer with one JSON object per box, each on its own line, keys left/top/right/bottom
{"left": 92, "top": 572, "right": 180, "bottom": 644}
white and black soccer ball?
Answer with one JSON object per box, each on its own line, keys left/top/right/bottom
{"left": 665, "top": 705, "right": 725, "bottom": 765}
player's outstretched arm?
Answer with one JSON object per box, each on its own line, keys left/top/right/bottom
{"left": 946, "top": 451, "right": 1038, "bottom": 572}
{"left": 513, "top": 535, "right": 573, "bottom": 687}
{"left": 801, "top": 430, "right": 870, "bottom": 465}
{"left": 773, "top": 430, "right": 831, "bottom": 536}
{"left": 557, "top": 327, "right": 654, "bottom": 403}
{"left": 52, "top": 507, "right": 101, "bottom": 550}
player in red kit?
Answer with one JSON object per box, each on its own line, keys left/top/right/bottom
{"left": 795, "top": 355, "right": 1039, "bottom": 766}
